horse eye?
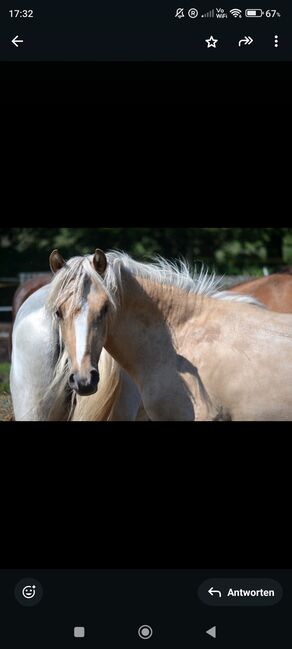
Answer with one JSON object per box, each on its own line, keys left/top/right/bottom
{"left": 96, "top": 304, "right": 109, "bottom": 322}
{"left": 101, "top": 304, "right": 110, "bottom": 318}
{"left": 55, "top": 308, "right": 62, "bottom": 319}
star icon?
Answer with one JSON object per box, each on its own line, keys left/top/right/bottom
{"left": 205, "top": 36, "right": 218, "bottom": 48}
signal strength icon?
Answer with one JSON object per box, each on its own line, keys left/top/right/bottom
{"left": 230, "top": 8, "right": 242, "bottom": 17}
{"left": 201, "top": 9, "right": 215, "bottom": 17}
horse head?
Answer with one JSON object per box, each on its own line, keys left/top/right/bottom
{"left": 48, "top": 248, "right": 111, "bottom": 396}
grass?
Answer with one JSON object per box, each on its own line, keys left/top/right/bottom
{"left": 0, "top": 362, "right": 10, "bottom": 394}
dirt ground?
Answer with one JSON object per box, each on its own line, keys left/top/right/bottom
{"left": 0, "top": 393, "right": 13, "bottom": 421}
{"left": 0, "top": 323, "right": 13, "bottom": 419}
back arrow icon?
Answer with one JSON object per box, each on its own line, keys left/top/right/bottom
{"left": 238, "top": 36, "right": 253, "bottom": 47}
{"left": 12, "top": 35, "right": 24, "bottom": 47}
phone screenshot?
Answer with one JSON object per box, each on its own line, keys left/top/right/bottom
{"left": 1, "top": 226, "right": 291, "bottom": 646}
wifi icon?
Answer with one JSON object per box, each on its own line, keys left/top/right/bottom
{"left": 230, "top": 8, "right": 242, "bottom": 17}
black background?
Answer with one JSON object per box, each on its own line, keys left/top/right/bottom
{"left": 0, "top": 60, "right": 291, "bottom": 103}
{"left": 3, "top": 422, "right": 288, "bottom": 569}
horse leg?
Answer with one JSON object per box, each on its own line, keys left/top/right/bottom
{"left": 109, "top": 368, "right": 143, "bottom": 421}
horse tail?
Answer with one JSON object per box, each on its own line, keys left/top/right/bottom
{"left": 71, "top": 348, "right": 122, "bottom": 421}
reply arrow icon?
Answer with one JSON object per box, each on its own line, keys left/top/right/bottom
{"left": 208, "top": 587, "right": 222, "bottom": 597}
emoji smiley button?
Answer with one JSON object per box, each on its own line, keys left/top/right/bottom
{"left": 14, "top": 578, "right": 43, "bottom": 606}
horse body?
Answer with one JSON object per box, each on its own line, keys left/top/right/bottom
{"left": 8, "top": 274, "right": 52, "bottom": 358}
{"left": 176, "top": 298, "right": 292, "bottom": 420}
{"left": 104, "top": 273, "right": 292, "bottom": 421}
{"left": 11, "top": 274, "right": 52, "bottom": 323}
{"left": 10, "top": 285, "right": 60, "bottom": 420}
{"left": 228, "top": 273, "right": 292, "bottom": 312}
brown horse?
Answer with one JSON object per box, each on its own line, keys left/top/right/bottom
{"left": 228, "top": 273, "right": 292, "bottom": 312}
{"left": 8, "top": 274, "right": 52, "bottom": 358}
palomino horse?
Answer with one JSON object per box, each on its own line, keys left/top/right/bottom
{"left": 228, "top": 273, "right": 292, "bottom": 312}
{"left": 11, "top": 249, "right": 292, "bottom": 421}
{"left": 10, "top": 269, "right": 292, "bottom": 368}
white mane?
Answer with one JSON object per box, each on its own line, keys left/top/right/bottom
{"left": 109, "top": 252, "right": 263, "bottom": 305}
{"left": 46, "top": 250, "right": 264, "bottom": 314}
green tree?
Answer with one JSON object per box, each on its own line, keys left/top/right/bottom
{"left": 1, "top": 228, "right": 292, "bottom": 277}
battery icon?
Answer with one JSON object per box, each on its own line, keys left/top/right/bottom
{"left": 245, "top": 9, "right": 264, "bottom": 17}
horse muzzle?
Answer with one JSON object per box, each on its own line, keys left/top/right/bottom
{"left": 69, "top": 369, "right": 100, "bottom": 396}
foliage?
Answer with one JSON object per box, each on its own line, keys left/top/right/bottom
{"left": 0, "top": 363, "right": 10, "bottom": 394}
{"left": 1, "top": 228, "right": 292, "bottom": 276}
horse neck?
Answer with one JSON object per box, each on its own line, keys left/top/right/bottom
{"left": 105, "top": 272, "right": 206, "bottom": 384}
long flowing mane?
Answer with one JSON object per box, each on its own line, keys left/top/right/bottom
{"left": 46, "top": 250, "right": 263, "bottom": 314}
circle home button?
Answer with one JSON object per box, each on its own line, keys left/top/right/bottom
{"left": 138, "top": 625, "right": 153, "bottom": 639}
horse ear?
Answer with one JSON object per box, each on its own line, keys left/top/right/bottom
{"left": 49, "top": 249, "right": 66, "bottom": 274}
{"left": 93, "top": 249, "right": 107, "bottom": 275}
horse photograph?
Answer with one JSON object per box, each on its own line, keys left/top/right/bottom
{"left": 1, "top": 227, "right": 292, "bottom": 421}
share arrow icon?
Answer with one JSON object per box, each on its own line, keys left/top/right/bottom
{"left": 238, "top": 36, "right": 253, "bottom": 47}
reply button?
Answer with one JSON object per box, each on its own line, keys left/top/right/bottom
{"left": 198, "top": 578, "right": 283, "bottom": 606}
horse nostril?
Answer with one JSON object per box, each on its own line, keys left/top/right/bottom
{"left": 90, "top": 369, "right": 99, "bottom": 386}
{"left": 69, "top": 370, "right": 99, "bottom": 395}
{"left": 69, "top": 373, "right": 75, "bottom": 388}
